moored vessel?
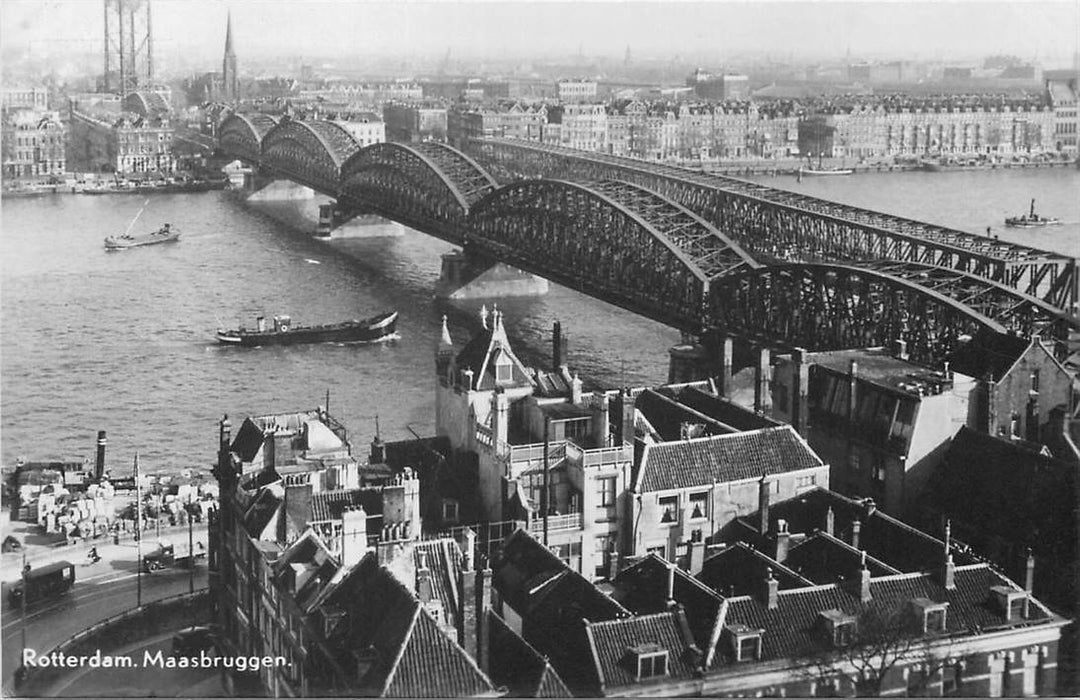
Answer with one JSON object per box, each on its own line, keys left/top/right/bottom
{"left": 215, "top": 311, "right": 399, "bottom": 346}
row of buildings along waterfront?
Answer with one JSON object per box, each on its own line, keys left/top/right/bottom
{"left": 208, "top": 307, "right": 1077, "bottom": 696}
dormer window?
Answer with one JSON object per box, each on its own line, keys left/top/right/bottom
{"left": 628, "top": 643, "right": 669, "bottom": 680}
{"left": 725, "top": 624, "right": 764, "bottom": 662}
{"left": 991, "top": 586, "right": 1030, "bottom": 621}
{"left": 494, "top": 352, "right": 512, "bottom": 383}
{"left": 910, "top": 597, "right": 949, "bottom": 634}
{"left": 818, "top": 609, "right": 857, "bottom": 648}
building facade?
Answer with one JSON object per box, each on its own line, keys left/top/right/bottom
{"left": 68, "top": 109, "right": 176, "bottom": 174}
{"left": 1, "top": 109, "right": 66, "bottom": 179}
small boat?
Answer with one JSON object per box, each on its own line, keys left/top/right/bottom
{"left": 105, "top": 199, "right": 180, "bottom": 249}
{"left": 105, "top": 223, "right": 181, "bottom": 249}
{"left": 1005, "top": 199, "right": 1061, "bottom": 227}
{"left": 799, "top": 166, "right": 854, "bottom": 176}
{"left": 215, "top": 311, "right": 399, "bottom": 346}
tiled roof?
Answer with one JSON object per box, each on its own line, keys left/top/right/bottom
{"left": 243, "top": 485, "right": 282, "bottom": 538}
{"left": 488, "top": 612, "right": 573, "bottom": 698}
{"left": 584, "top": 611, "right": 699, "bottom": 691}
{"left": 324, "top": 554, "right": 496, "bottom": 697}
{"left": 611, "top": 554, "right": 723, "bottom": 650}
{"left": 699, "top": 542, "right": 812, "bottom": 598}
{"left": 948, "top": 328, "right": 1032, "bottom": 381}
{"left": 656, "top": 384, "right": 781, "bottom": 431}
{"left": 634, "top": 389, "right": 738, "bottom": 441}
{"left": 382, "top": 609, "right": 492, "bottom": 697}
{"left": 415, "top": 538, "right": 464, "bottom": 624}
{"left": 783, "top": 532, "right": 901, "bottom": 584}
{"left": 723, "top": 564, "right": 1057, "bottom": 663}
{"left": 638, "top": 426, "right": 823, "bottom": 492}
{"left": 310, "top": 488, "right": 382, "bottom": 522}
{"left": 739, "top": 488, "right": 979, "bottom": 573}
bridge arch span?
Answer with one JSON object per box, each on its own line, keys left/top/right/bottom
{"left": 218, "top": 113, "right": 278, "bottom": 165}
{"left": 708, "top": 261, "right": 1077, "bottom": 366}
{"left": 339, "top": 143, "right": 496, "bottom": 233}
{"left": 468, "top": 178, "right": 742, "bottom": 328}
{"left": 261, "top": 118, "right": 360, "bottom": 194}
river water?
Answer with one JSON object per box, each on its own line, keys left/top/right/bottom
{"left": 2, "top": 167, "right": 1077, "bottom": 475}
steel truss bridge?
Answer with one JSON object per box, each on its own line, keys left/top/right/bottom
{"left": 218, "top": 115, "right": 1078, "bottom": 367}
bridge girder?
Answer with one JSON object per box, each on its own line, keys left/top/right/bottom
{"left": 261, "top": 118, "right": 360, "bottom": 194}
{"left": 339, "top": 143, "right": 496, "bottom": 229}
{"left": 709, "top": 262, "right": 1077, "bottom": 367}
{"left": 464, "top": 138, "right": 1077, "bottom": 311}
{"left": 218, "top": 113, "right": 277, "bottom": 165}
{"left": 469, "top": 179, "right": 727, "bottom": 328}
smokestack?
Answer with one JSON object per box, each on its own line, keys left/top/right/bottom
{"left": 754, "top": 346, "right": 772, "bottom": 415}
{"left": 718, "top": 335, "right": 733, "bottom": 398}
{"left": 792, "top": 348, "right": 809, "bottom": 436}
{"left": 552, "top": 321, "right": 568, "bottom": 372}
{"left": 95, "top": 430, "right": 107, "bottom": 481}
{"left": 758, "top": 474, "right": 771, "bottom": 534}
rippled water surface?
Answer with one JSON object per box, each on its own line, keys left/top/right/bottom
{"left": 2, "top": 168, "right": 1077, "bottom": 473}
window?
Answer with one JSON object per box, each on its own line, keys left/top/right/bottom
{"left": 925, "top": 608, "right": 946, "bottom": 633}
{"left": 848, "top": 452, "right": 861, "bottom": 471}
{"left": 689, "top": 491, "right": 708, "bottom": 519}
{"left": 441, "top": 499, "right": 459, "bottom": 524}
{"left": 631, "top": 645, "right": 669, "bottom": 679}
{"left": 1030, "top": 369, "right": 1040, "bottom": 393}
{"left": 941, "top": 664, "right": 962, "bottom": 696}
{"left": 495, "top": 355, "right": 512, "bottom": 383}
{"left": 833, "top": 621, "right": 855, "bottom": 647}
{"left": 598, "top": 477, "right": 617, "bottom": 509}
{"left": 797, "top": 474, "right": 817, "bottom": 489}
{"left": 659, "top": 495, "right": 678, "bottom": 523}
{"left": 873, "top": 460, "right": 887, "bottom": 483}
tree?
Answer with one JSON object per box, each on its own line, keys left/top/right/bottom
{"left": 801, "top": 606, "right": 954, "bottom": 697}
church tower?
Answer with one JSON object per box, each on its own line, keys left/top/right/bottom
{"left": 222, "top": 11, "right": 239, "bottom": 101}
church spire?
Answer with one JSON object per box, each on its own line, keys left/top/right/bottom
{"left": 222, "top": 10, "right": 239, "bottom": 102}
{"left": 224, "top": 11, "right": 235, "bottom": 57}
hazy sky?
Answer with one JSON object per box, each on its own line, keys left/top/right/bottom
{"left": 2, "top": 0, "right": 1078, "bottom": 65}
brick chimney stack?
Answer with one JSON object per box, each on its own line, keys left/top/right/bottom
{"left": 792, "top": 348, "right": 809, "bottom": 436}
{"left": 95, "top": 430, "right": 107, "bottom": 481}
{"left": 754, "top": 346, "right": 772, "bottom": 415}
{"left": 1024, "top": 548, "right": 1035, "bottom": 593}
{"left": 758, "top": 474, "right": 771, "bottom": 535}
{"left": 763, "top": 567, "right": 779, "bottom": 610}
{"left": 718, "top": 335, "right": 733, "bottom": 398}
{"left": 858, "top": 550, "right": 872, "bottom": 602}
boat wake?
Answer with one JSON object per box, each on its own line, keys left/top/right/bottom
{"left": 304, "top": 258, "right": 321, "bottom": 264}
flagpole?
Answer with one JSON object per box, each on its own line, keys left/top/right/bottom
{"left": 135, "top": 452, "right": 142, "bottom": 608}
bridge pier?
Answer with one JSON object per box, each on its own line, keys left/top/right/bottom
{"left": 246, "top": 178, "right": 315, "bottom": 201}
{"left": 315, "top": 203, "right": 404, "bottom": 239}
{"left": 434, "top": 248, "right": 549, "bottom": 300}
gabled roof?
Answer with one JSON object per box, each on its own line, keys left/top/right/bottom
{"left": 930, "top": 426, "right": 1076, "bottom": 546}
{"left": 452, "top": 311, "right": 533, "bottom": 391}
{"left": 488, "top": 612, "right": 573, "bottom": 697}
{"left": 414, "top": 538, "right": 464, "bottom": 625}
{"left": 310, "top": 488, "right": 383, "bottom": 522}
{"left": 698, "top": 542, "right": 813, "bottom": 597}
{"left": 611, "top": 553, "right": 724, "bottom": 651}
{"left": 243, "top": 482, "right": 283, "bottom": 538}
{"left": 584, "top": 610, "right": 699, "bottom": 691}
{"left": 948, "top": 328, "right": 1033, "bottom": 381}
{"left": 723, "top": 564, "right": 1060, "bottom": 663}
{"left": 322, "top": 554, "right": 496, "bottom": 697}
{"left": 737, "top": 488, "right": 979, "bottom": 573}
{"left": 636, "top": 425, "right": 824, "bottom": 492}
{"left": 655, "top": 384, "right": 781, "bottom": 431}
{"left": 783, "top": 532, "right": 902, "bottom": 584}
{"left": 493, "top": 529, "right": 629, "bottom": 623}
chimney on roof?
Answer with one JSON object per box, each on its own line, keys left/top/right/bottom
{"left": 1024, "top": 548, "right": 1035, "bottom": 593}
{"left": 458, "top": 555, "right": 492, "bottom": 672}
{"left": 762, "top": 567, "right": 779, "bottom": 610}
{"left": 219, "top": 414, "right": 231, "bottom": 453}
{"left": 571, "top": 373, "right": 583, "bottom": 404}
{"left": 773, "top": 518, "right": 791, "bottom": 562}
{"left": 416, "top": 548, "right": 433, "bottom": 603}
{"left": 824, "top": 505, "right": 835, "bottom": 536}
{"left": 792, "top": 348, "right": 809, "bottom": 436}
{"left": 667, "top": 560, "right": 677, "bottom": 603}
{"left": 940, "top": 520, "right": 956, "bottom": 590}
{"left": 617, "top": 388, "right": 636, "bottom": 446}
{"left": 754, "top": 346, "right": 772, "bottom": 416}
{"left": 892, "top": 338, "right": 909, "bottom": 361}
{"left": 593, "top": 393, "right": 610, "bottom": 447}
{"left": 95, "top": 430, "right": 107, "bottom": 482}
{"left": 758, "top": 473, "right": 771, "bottom": 535}
{"left": 857, "top": 550, "right": 872, "bottom": 602}
{"left": 492, "top": 387, "right": 509, "bottom": 447}
{"left": 717, "top": 335, "right": 733, "bottom": 398}
{"left": 850, "top": 519, "right": 862, "bottom": 550}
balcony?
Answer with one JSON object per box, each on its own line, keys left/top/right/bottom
{"left": 564, "top": 441, "right": 629, "bottom": 468}
{"left": 527, "top": 512, "right": 583, "bottom": 534}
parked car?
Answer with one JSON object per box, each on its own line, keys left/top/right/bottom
{"left": 171, "top": 625, "right": 217, "bottom": 657}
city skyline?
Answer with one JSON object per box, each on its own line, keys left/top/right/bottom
{"left": 2, "top": 0, "right": 1079, "bottom": 73}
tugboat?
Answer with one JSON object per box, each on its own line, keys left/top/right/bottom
{"left": 215, "top": 311, "right": 399, "bottom": 347}
{"left": 105, "top": 222, "right": 180, "bottom": 250}
{"left": 1005, "top": 199, "right": 1061, "bottom": 227}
